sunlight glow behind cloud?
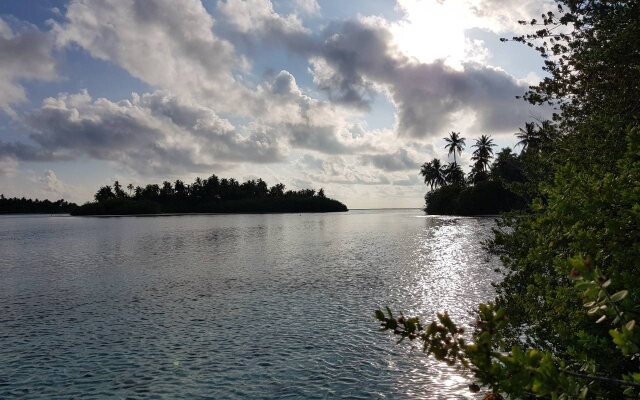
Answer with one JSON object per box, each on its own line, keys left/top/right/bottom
{"left": 391, "top": 0, "right": 479, "bottom": 68}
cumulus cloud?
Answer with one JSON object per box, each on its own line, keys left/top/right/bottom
{"left": 217, "top": 0, "right": 315, "bottom": 53}
{"left": 22, "top": 90, "right": 288, "bottom": 175}
{"left": 291, "top": 0, "right": 320, "bottom": 15}
{"left": 311, "top": 18, "right": 536, "bottom": 137}
{"left": 52, "top": 1, "right": 370, "bottom": 157}
{"left": 54, "top": 0, "right": 252, "bottom": 114}
{"left": 40, "top": 169, "right": 65, "bottom": 193}
{"left": 297, "top": 153, "right": 326, "bottom": 170}
{"left": 392, "top": 174, "right": 422, "bottom": 186}
{"left": 218, "top": 0, "right": 308, "bottom": 36}
{"left": 293, "top": 153, "right": 424, "bottom": 187}
{"left": 256, "top": 70, "right": 375, "bottom": 154}
{"left": 216, "top": 4, "right": 540, "bottom": 138}
{"left": 0, "top": 17, "right": 57, "bottom": 115}
{"left": 0, "top": 141, "right": 62, "bottom": 162}
{"left": 468, "top": 0, "right": 557, "bottom": 33}
{"left": 361, "top": 148, "right": 421, "bottom": 172}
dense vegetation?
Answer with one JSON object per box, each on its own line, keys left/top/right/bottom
{"left": 420, "top": 130, "right": 542, "bottom": 215}
{"left": 0, "top": 195, "right": 77, "bottom": 214}
{"left": 72, "top": 175, "right": 347, "bottom": 215}
{"left": 379, "top": 1, "right": 640, "bottom": 398}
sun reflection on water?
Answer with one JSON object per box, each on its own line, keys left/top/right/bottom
{"left": 387, "top": 215, "right": 500, "bottom": 399}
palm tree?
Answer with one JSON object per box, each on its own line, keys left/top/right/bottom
{"left": 471, "top": 135, "right": 496, "bottom": 172}
{"left": 515, "top": 122, "right": 540, "bottom": 152}
{"left": 443, "top": 131, "right": 466, "bottom": 165}
{"left": 127, "top": 183, "right": 134, "bottom": 196}
{"left": 443, "top": 162, "right": 465, "bottom": 186}
{"left": 420, "top": 158, "right": 446, "bottom": 190}
{"left": 468, "top": 160, "right": 490, "bottom": 184}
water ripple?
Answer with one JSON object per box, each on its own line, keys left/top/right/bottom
{"left": 0, "top": 210, "right": 500, "bottom": 399}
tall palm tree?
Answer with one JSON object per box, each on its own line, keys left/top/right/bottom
{"left": 443, "top": 131, "right": 466, "bottom": 165}
{"left": 515, "top": 122, "right": 540, "bottom": 152}
{"left": 472, "top": 135, "right": 496, "bottom": 172}
{"left": 420, "top": 158, "right": 446, "bottom": 190}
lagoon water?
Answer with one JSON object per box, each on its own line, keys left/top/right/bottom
{"left": 0, "top": 210, "right": 500, "bottom": 399}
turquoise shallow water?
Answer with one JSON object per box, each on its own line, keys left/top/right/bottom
{"left": 0, "top": 210, "right": 499, "bottom": 399}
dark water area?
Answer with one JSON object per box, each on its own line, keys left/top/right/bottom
{"left": 0, "top": 210, "right": 500, "bottom": 399}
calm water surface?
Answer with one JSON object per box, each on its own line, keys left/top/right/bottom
{"left": 0, "top": 210, "right": 500, "bottom": 399}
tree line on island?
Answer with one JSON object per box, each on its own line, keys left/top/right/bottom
{"left": 419, "top": 122, "right": 551, "bottom": 216}
{"left": 72, "top": 175, "right": 347, "bottom": 215}
{"left": 0, "top": 176, "right": 347, "bottom": 215}
{"left": 0, "top": 195, "right": 77, "bottom": 214}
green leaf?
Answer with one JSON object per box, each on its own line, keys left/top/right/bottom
{"left": 385, "top": 306, "right": 394, "bottom": 319}
{"left": 625, "top": 320, "right": 635, "bottom": 331}
{"left": 610, "top": 290, "right": 628, "bottom": 302}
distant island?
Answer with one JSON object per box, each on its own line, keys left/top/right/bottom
{"left": 71, "top": 175, "right": 348, "bottom": 215}
{"left": 0, "top": 195, "right": 78, "bottom": 214}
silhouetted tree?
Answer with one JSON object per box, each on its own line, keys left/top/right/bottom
{"left": 420, "top": 159, "right": 446, "bottom": 190}
{"left": 160, "top": 181, "right": 173, "bottom": 199}
{"left": 471, "top": 135, "right": 496, "bottom": 172}
{"left": 468, "top": 160, "right": 490, "bottom": 184}
{"left": 490, "top": 148, "right": 525, "bottom": 183}
{"left": 174, "top": 180, "right": 187, "bottom": 199}
{"left": 270, "top": 183, "right": 286, "bottom": 197}
{"left": 141, "top": 184, "right": 160, "bottom": 200}
{"left": 515, "top": 122, "right": 541, "bottom": 153}
{"left": 95, "top": 186, "right": 116, "bottom": 202}
{"left": 443, "top": 131, "right": 466, "bottom": 165}
{"left": 74, "top": 175, "right": 347, "bottom": 215}
{"left": 443, "top": 162, "right": 465, "bottom": 186}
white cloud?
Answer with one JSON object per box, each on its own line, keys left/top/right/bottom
{"left": 40, "top": 169, "right": 65, "bottom": 193}
{"left": 54, "top": 0, "right": 252, "bottom": 114}
{"left": 310, "top": 18, "right": 539, "bottom": 138}
{"left": 0, "top": 17, "right": 57, "bottom": 116}
{"left": 23, "top": 90, "right": 289, "bottom": 175}
{"left": 218, "top": 0, "right": 308, "bottom": 35}
{"left": 291, "top": 0, "right": 320, "bottom": 15}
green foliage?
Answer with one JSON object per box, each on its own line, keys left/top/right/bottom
{"left": 73, "top": 174, "right": 347, "bottom": 215}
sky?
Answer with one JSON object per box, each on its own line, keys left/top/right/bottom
{"left": 0, "top": 0, "right": 553, "bottom": 209}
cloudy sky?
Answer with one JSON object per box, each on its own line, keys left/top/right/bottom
{"left": 0, "top": 0, "right": 551, "bottom": 208}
